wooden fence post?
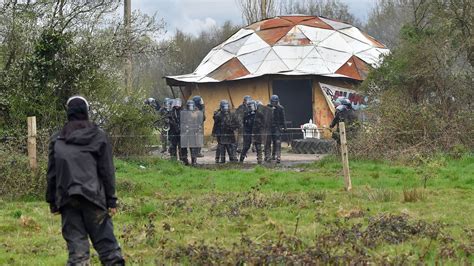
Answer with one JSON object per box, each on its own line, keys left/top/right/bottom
{"left": 339, "top": 122, "right": 352, "bottom": 191}
{"left": 27, "top": 116, "right": 37, "bottom": 170}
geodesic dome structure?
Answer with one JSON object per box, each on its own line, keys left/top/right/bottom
{"left": 167, "top": 15, "right": 389, "bottom": 84}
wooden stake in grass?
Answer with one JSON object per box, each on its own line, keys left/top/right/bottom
{"left": 339, "top": 122, "right": 352, "bottom": 191}
{"left": 27, "top": 116, "right": 37, "bottom": 170}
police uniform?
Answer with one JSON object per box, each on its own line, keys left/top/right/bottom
{"left": 330, "top": 104, "right": 358, "bottom": 144}
{"left": 212, "top": 109, "right": 239, "bottom": 163}
{"left": 264, "top": 104, "right": 286, "bottom": 163}
{"left": 168, "top": 107, "right": 188, "bottom": 164}
{"left": 239, "top": 106, "right": 256, "bottom": 162}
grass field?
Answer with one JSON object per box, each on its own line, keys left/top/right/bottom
{"left": 0, "top": 154, "right": 473, "bottom": 264}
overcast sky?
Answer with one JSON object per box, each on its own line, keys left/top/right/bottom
{"left": 133, "top": 0, "right": 376, "bottom": 37}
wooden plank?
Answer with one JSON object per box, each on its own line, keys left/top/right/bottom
{"left": 339, "top": 122, "right": 352, "bottom": 191}
{"left": 168, "top": 85, "right": 176, "bottom": 98}
{"left": 27, "top": 116, "right": 37, "bottom": 170}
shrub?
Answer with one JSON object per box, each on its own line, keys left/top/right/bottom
{"left": 352, "top": 24, "right": 473, "bottom": 160}
{"left": 403, "top": 188, "right": 425, "bottom": 203}
{"left": 0, "top": 150, "right": 46, "bottom": 199}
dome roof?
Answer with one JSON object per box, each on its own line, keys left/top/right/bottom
{"left": 167, "top": 15, "right": 390, "bottom": 84}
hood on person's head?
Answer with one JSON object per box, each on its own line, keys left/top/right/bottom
{"left": 61, "top": 96, "right": 94, "bottom": 140}
{"left": 66, "top": 96, "right": 89, "bottom": 121}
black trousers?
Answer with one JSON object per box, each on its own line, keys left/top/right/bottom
{"left": 264, "top": 127, "right": 282, "bottom": 161}
{"left": 169, "top": 135, "right": 187, "bottom": 163}
{"left": 216, "top": 143, "right": 237, "bottom": 162}
{"left": 60, "top": 196, "right": 124, "bottom": 265}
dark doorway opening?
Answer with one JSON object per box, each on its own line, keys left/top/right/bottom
{"left": 272, "top": 79, "right": 313, "bottom": 140}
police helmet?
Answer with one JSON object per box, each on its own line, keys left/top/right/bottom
{"left": 192, "top": 95, "right": 204, "bottom": 106}
{"left": 172, "top": 98, "right": 182, "bottom": 108}
{"left": 248, "top": 100, "right": 257, "bottom": 112}
{"left": 243, "top": 95, "right": 252, "bottom": 104}
{"left": 270, "top": 95, "right": 279, "bottom": 105}
{"left": 220, "top": 99, "right": 230, "bottom": 112}
{"left": 144, "top": 97, "right": 155, "bottom": 105}
{"left": 334, "top": 96, "right": 345, "bottom": 107}
{"left": 340, "top": 98, "right": 352, "bottom": 108}
{"left": 186, "top": 100, "right": 195, "bottom": 111}
{"left": 336, "top": 104, "right": 346, "bottom": 112}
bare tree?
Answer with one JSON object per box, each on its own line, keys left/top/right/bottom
{"left": 365, "top": 0, "right": 433, "bottom": 49}
{"left": 236, "top": 0, "right": 278, "bottom": 24}
{"left": 279, "top": 0, "right": 359, "bottom": 25}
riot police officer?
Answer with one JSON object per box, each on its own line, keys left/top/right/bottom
{"left": 158, "top": 98, "right": 171, "bottom": 153}
{"left": 212, "top": 100, "right": 239, "bottom": 163}
{"left": 168, "top": 98, "right": 188, "bottom": 164}
{"left": 192, "top": 95, "right": 205, "bottom": 157}
{"left": 180, "top": 100, "right": 199, "bottom": 165}
{"left": 264, "top": 95, "right": 286, "bottom": 163}
{"left": 235, "top": 95, "right": 252, "bottom": 153}
{"left": 330, "top": 98, "right": 358, "bottom": 145}
{"left": 144, "top": 97, "right": 160, "bottom": 111}
{"left": 239, "top": 100, "right": 257, "bottom": 163}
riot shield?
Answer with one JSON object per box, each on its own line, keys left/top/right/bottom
{"left": 235, "top": 104, "right": 246, "bottom": 151}
{"left": 180, "top": 110, "right": 204, "bottom": 148}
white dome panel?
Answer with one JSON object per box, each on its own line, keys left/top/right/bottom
{"left": 223, "top": 34, "right": 251, "bottom": 54}
{"left": 195, "top": 49, "right": 234, "bottom": 75}
{"left": 297, "top": 25, "right": 335, "bottom": 44}
{"left": 340, "top": 34, "right": 374, "bottom": 54}
{"left": 339, "top": 27, "right": 373, "bottom": 45}
{"left": 255, "top": 49, "right": 289, "bottom": 75}
{"left": 296, "top": 48, "right": 331, "bottom": 74}
{"left": 238, "top": 47, "right": 272, "bottom": 73}
{"left": 316, "top": 47, "right": 352, "bottom": 72}
{"left": 273, "top": 46, "right": 314, "bottom": 69}
{"left": 319, "top": 33, "right": 352, "bottom": 53}
{"left": 356, "top": 48, "right": 389, "bottom": 67}
{"left": 237, "top": 34, "right": 270, "bottom": 56}
{"left": 222, "top": 29, "right": 254, "bottom": 45}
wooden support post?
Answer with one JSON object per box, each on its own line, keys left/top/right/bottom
{"left": 168, "top": 85, "right": 176, "bottom": 98}
{"left": 27, "top": 116, "right": 37, "bottom": 170}
{"left": 339, "top": 122, "right": 352, "bottom": 191}
{"left": 124, "top": 0, "right": 132, "bottom": 93}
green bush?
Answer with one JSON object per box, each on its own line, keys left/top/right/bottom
{"left": 0, "top": 150, "right": 46, "bottom": 199}
{"left": 353, "top": 24, "right": 473, "bottom": 160}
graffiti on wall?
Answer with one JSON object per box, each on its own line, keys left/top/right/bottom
{"left": 319, "top": 83, "right": 368, "bottom": 111}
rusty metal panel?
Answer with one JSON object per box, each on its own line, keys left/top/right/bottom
{"left": 276, "top": 27, "right": 311, "bottom": 45}
{"left": 299, "top": 17, "right": 333, "bottom": 29}
{"left": 319, "top": 17, "right": 352, "bottom": 30}
{"left": 257, "top": 26, "right": 293, "bottom": 45}
{"left": 336, "top": 57, "right": 363, "bottom": 80}
{"left": 362, "top": 32, "right": 387, "bottom": 48}
{"left": 208, "top": 58, "right": 250, "bottom": 81}
{"left": 260, "top": 18, "right": 293, "bottom": 30}
{"left": 280, "top": 16, "right": 314, "bottom": 25}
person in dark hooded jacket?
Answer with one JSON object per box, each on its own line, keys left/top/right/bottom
{"left": 46, "top": 96, "right": 124, "bottom": 265}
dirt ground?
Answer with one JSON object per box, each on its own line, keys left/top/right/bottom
{"left": 155, "top": 144, "right": 328, "bottom": 167}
